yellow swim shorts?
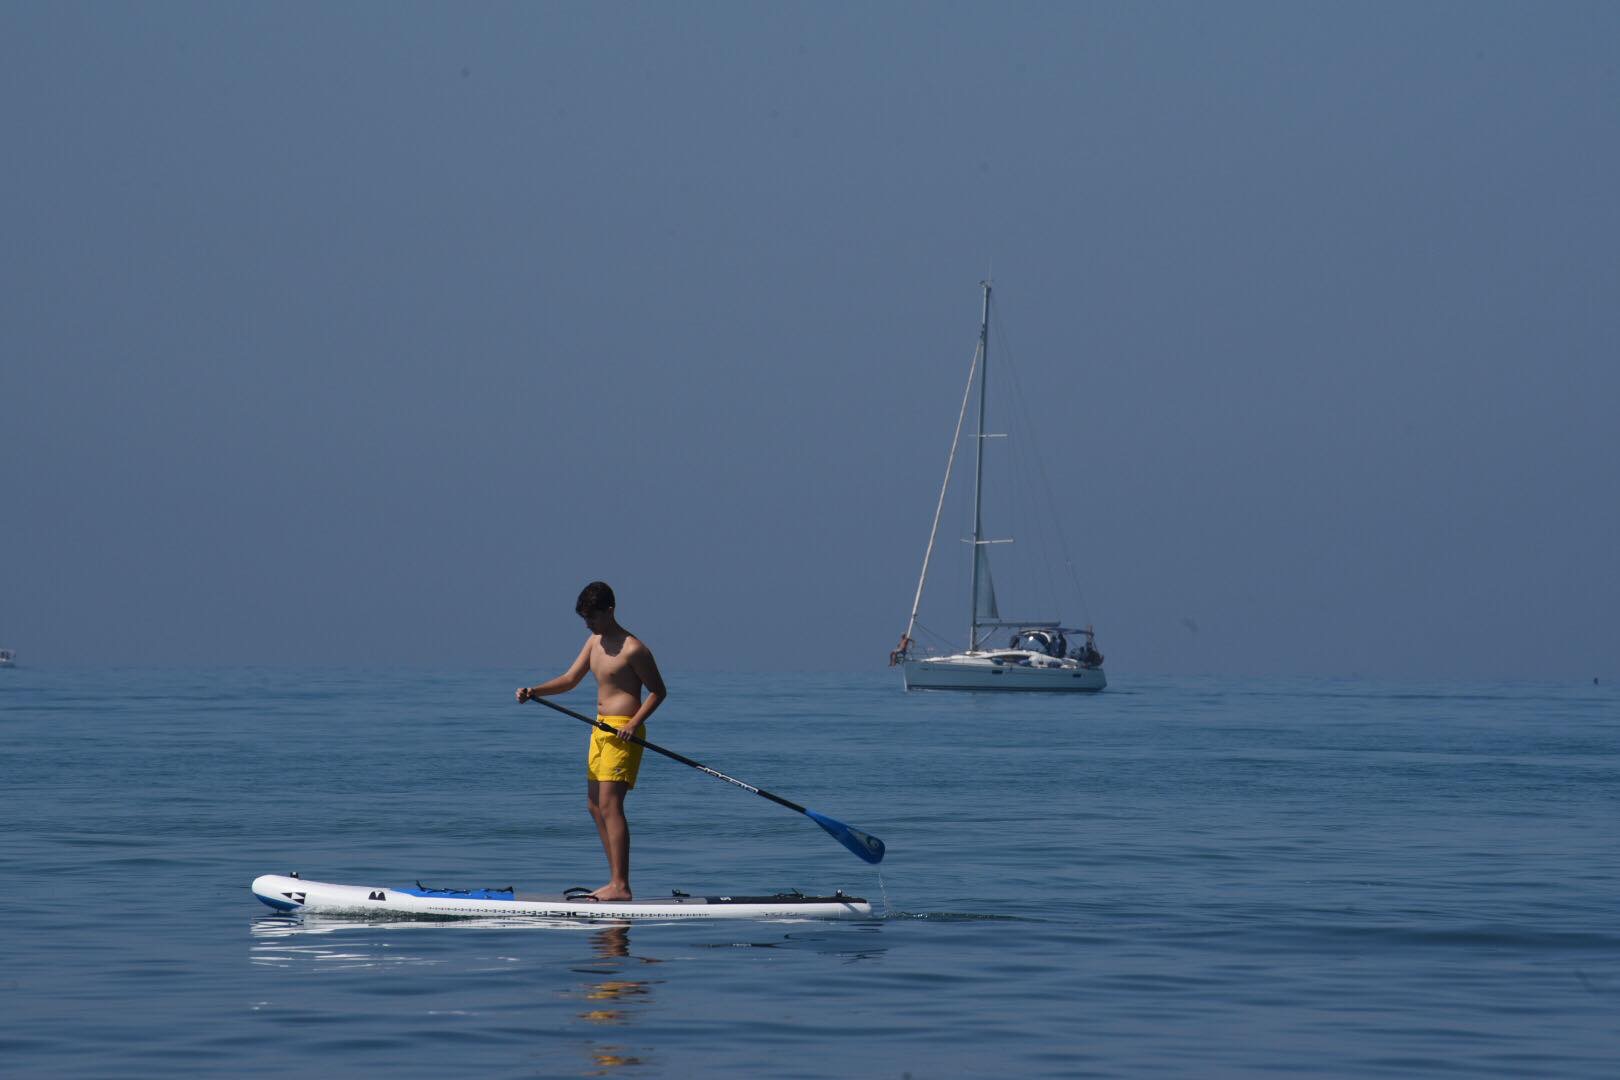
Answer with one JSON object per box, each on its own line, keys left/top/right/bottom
{"left": 588, "top": 715, "right": 646, "bottom": 787}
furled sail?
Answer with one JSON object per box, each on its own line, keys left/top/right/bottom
{"left": 974, "top": 545, "right": 1000, "bottom": 621}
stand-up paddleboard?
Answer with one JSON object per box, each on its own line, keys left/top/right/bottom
{"left": 252, "top": 874, "right": 874, "bottom": 920}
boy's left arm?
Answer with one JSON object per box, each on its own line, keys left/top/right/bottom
{"left": 617, "top": 645, "right": 667, "bottom": 740}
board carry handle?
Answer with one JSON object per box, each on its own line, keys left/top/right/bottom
{"left": 531, "top": 697, "right": 886, "bottom": 864}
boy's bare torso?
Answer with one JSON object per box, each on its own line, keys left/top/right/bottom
{"left": 590, "top": 633, "right": 648, "bottom": 716}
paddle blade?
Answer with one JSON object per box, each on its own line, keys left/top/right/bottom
{"left": 805, "top": 809, "right": 886, "bottom": 864}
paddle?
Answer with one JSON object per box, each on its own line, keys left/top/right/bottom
{"left": 531, "top": 697, "right": 886, "bottom": 864}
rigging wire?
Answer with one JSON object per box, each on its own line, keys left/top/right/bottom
{"left": 908, "top": 619, "right": 955, "bottom": 652}
{"left": 902, "top": 285, "right": 1103, "bottom": 660}
{"left": 989, "top": 290, "right": 1097, "bottom": 627}
{"left": 997, "top": 335, "right": 1062, "bottom": 624}
{"left": 900, "top": 336, "right": 984, "bottom": 650}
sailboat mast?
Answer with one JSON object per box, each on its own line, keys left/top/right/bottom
{"left": 968, "top": 279, "right": 991, "bottom": 652}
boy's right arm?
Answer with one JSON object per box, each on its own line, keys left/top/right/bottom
{"left": 516, "top": 638, "right": 594, "bottom": 702}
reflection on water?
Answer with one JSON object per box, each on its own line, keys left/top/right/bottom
{"left": 570, "top": 925, "right": 661, "bottom": 1073}
{"left": 248, "top": 915, "right": 882, "bottom": 1074}
{"left": 251, "top": 912, "right": 603, "bottom": 936}
{"left": 248, "top": 912, "right": 600, "bottom": 968}
{"left": 249, "top": 915, "right": 664, "bottom": 1072}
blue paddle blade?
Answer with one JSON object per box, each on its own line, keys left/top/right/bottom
{"left": 805, "top": 809, "right": 886, "bottom": 864}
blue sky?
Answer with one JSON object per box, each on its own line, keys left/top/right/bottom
{"left": 4, "top": 2, "right": 1616, "bottom": 677}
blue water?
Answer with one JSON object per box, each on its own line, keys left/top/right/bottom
{"left": 2, "top": 668, "right": 1616, "bottom": 1077}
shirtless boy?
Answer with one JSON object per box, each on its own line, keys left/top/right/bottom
{"left": 516, "top": 582, "right": 666, "bottom": 901}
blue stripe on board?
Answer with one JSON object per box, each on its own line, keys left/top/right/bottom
{"left": 255, "top": 894, "right": 302, "bottom": 911}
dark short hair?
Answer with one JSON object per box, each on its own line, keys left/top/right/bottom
{"left": 575, "top": 581, "right": 615, "bottom": 615}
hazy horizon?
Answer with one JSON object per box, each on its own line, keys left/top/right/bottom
{"left": 5, "top": 3, "right": 1616, "bottom": 680}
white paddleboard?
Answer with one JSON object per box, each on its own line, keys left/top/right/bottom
{"left": 252, "top": 874, "right": 874, "bottom": 920}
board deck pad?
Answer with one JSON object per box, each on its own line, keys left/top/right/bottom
{"left": 252, "top": 874, "right": 874, "bottom": 920}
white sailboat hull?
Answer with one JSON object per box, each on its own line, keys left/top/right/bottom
{"left": 903, "top": 654, "right": 1106, "bottom": 692}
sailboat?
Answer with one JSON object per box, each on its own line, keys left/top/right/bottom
{"left": 890, "top": 280, "right": 1107, "bottom": 692}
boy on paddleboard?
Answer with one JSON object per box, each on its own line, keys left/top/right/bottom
{"left": 516, "top": 581, "right": 666, "bottom": 901}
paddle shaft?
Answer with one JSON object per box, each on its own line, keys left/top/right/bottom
{"left": 532, "top": 697, "right": 807, "bottom": 813}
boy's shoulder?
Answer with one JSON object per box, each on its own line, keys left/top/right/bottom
{"left": 590, "top": 630, "right": 648, "bottom": 654}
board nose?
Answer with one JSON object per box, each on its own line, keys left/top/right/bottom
{"left": 251, "top": 875, "right": 306, "bottom": 911}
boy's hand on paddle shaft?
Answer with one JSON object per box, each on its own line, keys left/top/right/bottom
{"left": 515, "top": 687, "right": 533, "bottom": 703}
{"left": 614, "top": 720, "right": 641, "bottom": 742}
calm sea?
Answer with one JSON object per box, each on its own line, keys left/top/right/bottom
{"left": 2, "top": 668, "right": 1615, "bottom": 1077}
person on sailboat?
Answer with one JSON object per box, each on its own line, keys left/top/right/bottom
{"left": 516, "top": 581, "right": 667, "bottom": 902}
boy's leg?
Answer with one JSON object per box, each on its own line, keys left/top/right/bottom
{"left": 587, "top": 778, "right": 610, "bottom": 857}
{"left": 586, "top": 778, "right": 632, "bottom": 900}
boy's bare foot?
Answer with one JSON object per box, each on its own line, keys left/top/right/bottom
{"left": 588, "top": 883, "right": 633, "bottom": 901}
